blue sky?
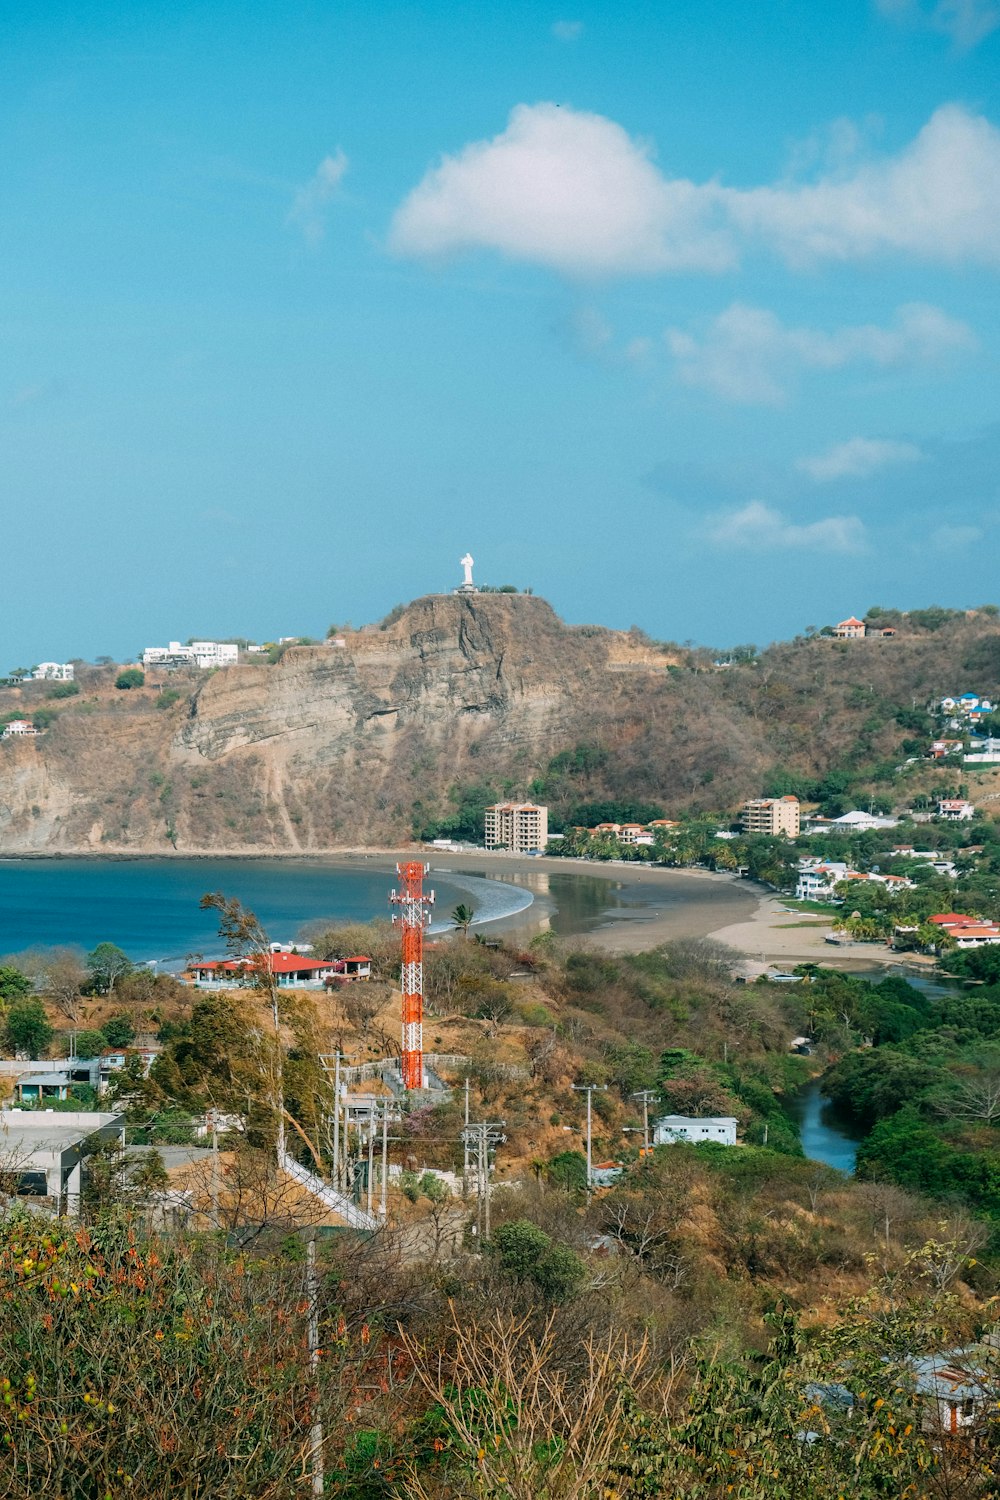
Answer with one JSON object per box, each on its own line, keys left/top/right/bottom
{"left": 2, "top": 0, "right": 998, "bottom": 663}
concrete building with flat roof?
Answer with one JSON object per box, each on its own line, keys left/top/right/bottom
{"left": 0, "top": 1110, "right": 125, "bottom": 1215}
{"left": 741, "top": 796, "right": 800, "bottom": 838}
{"left": 484, "top": 801, "right": 548, "bottom": 852}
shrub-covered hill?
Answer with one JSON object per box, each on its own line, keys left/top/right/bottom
{"left": 0, "top": 595, "right": 997, "bottom": 851}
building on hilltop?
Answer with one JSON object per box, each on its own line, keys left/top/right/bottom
{"left": 32, "top": 662, "right": 74, "bottom": 681}
{"left": 142, "top": 640, "right": 239, "bottom": 670}
{"left": 937, "top": 798, "right": 975, "bottom": 821}
{"left": 484, "top": 801, "right": 548, "bottom": 852}
{"left": 833, "top": 616, "right": 867, "bottom": 639}
{"left": 741, "top": 796, "right": 800, "bottom": 838}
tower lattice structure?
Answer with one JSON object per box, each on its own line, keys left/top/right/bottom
{"left": 390, "top": 862, "right": 434, "bottom": 1090}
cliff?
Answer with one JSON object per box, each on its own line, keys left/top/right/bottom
{"left": 0, "top": 595, "right": 681, "bottom": 853}
{"left": 1, "top": 594, "right": 998, "bottom": 853}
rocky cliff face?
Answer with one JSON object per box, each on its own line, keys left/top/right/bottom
{"left": 0, "top": 595, "right": 682, "bottom": 853}
{"left": 5, "top": 596, "right": 997, "bottom": 854}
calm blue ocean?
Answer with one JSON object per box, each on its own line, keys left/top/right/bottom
{"left": 0, "top": 858, "right": 529, "bottom": 965}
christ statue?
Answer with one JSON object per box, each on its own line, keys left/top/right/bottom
{"left": 460, "top": 553, "right": 475, "bottom": 588}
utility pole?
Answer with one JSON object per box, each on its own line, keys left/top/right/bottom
{"left": 366, "top": 1114, "right": 376, "bottom": 1216}
{"left": 461, "top": 1120, "right": 505, "bottom": 1246}
{"left": 332, "top": 1051, "right": 341, "bottom": 1189}
{"left": 573, "top": 1083, "right": 607, "bottom": 1194}
{"left": 306, "top": 1233, "right": 324, "bottom": 1497}
{"left": 210, "top": 1106, "right": 220, "bottom": 1226}
{"left": 631, "top": 1090, "right": 660, "bottom": 1155}
{"left": 379, "top": 1101, "right": 389, "bottom": 1218}
{"left": 462, "top": 1076, "right": 471, "bottom": 1198}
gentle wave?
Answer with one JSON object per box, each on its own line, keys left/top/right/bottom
{"left": 426, "top": 870, "right": 534, "bottom": 934}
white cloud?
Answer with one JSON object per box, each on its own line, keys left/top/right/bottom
{"left": 930, "top": 522, "right": 984, "bottom": 548}
{"left": 665, "top": 301, "right": 975, "bottom": 404}
{"left": 552, "top": 19, "right": 584, "bottom": 40}
{"left": 287, "top": 150, "right": 349, "bottom": 246}
{"left": 388, "top": 104, "right": 735, "bottom": 275}
{"left": 797, "top": 436, "right": 924, "bottom": 482}
{"left": 727, "top": 105, "right": 1000, "bottom": 266}
{"left": 389, "top": 102, "right": 1000, "bottom": 276}
{"left": 876, "top": 0, "right": 1000, "bottom": 49}
{"left": 708, "top": 501, "right": 866, "bottom": 553}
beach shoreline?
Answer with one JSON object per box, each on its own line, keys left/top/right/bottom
{"left": 0, "top": 845, "right": 934, "bottom": 974}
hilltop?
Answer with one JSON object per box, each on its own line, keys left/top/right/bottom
{"left": 0, "top": 594, "right": 998, "bottom": 853}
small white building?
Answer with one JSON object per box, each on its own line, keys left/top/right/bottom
{"left": 937, "top": 799, "right": 975, "bottom": 821}
{"left": 142, "top": 641, "right": 239, "bottom": 670}
{"left": 653, "top": 1115, "right": 738, "bottom": 1147}
{"left": 827, "top": 810, "right": 898, "bottom": 832}
{"left": 2, "top": 719, "right": 38, "bottom": 738}
{"left": 0, "top": 1109, "right": 125, "bottom": 1215}
{"left": 32, "top": 662, "right": 74, "bottom": 681}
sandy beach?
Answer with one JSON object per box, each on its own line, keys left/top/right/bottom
{"left": 398, "top": 850, "right": 936, "bottom": 973}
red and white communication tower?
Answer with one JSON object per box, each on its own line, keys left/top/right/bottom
{"left": 390, "top": 861, "right": 434, "bottom": 1090}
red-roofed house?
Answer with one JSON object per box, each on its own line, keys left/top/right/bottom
{"left": 187, "top": 953, "right": 368, "bottom": 988}
{"left": 834, "top": 617, "right": 866, "bottom": 639}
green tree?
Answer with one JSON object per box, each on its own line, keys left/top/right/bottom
{"left": 86, "top": 942, "right": 134, "bottom": 994}
{"left": 3, "top": 999, "right": 54, "bottom": 1057}
{"left": 0, "top": 966, "right": 31, "bottom": 1003}
{"left": 488, "top": 1219, "right": 586, "bottom": 1302}
{"left": 115, "top": 667, "right": 145, "bottom": 689}
{"left": 451, "top": 902, "right": 475, "bottom": 935}
{"left": 72, "top": 1029, "right": 109, "bottom": 1058}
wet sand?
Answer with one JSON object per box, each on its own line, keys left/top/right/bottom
{"left": 390, "top": 850, "right": 760, "bottom": 952}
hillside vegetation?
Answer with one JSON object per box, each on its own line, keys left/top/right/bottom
{"left": 0, "top": 597, "right": 998, "bottom": 851}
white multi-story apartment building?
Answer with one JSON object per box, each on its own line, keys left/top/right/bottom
{"left": 32, "top": 662, "right": 74, "bottom": 681}
{"left": 142, "top": 641, "right": 239, "bottom": 670}
{"left": 741, "top": 796, "right": 800, "bottom": 838}
{"left": 484, "top": 802, "right": 548, "bottom": 852}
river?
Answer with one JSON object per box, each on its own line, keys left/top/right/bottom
{"left": 789, "top": 1079, "right": 863, "bottom": 1174}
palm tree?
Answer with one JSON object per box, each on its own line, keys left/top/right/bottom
{"left": 451, "top": 903, "right": 475, "bottom": 936}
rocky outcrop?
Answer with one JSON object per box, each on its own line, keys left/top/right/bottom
{"left": 0, "top": 595, "right": 682, "bottom": 853}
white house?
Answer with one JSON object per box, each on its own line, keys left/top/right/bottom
{"left": 829, "top": 810, "right": 899, "bottom": 832}
{"left": 653, "top": 1115, "right": 738, "bottom": 1147}
{"left": 965, "top": 738, "right": 1000, "bottom": 765}
{"left": 142, "top": 641, "right": 239, "bottom": 670}
{"left": 796, "top": 861, "right": 850, "bottom": 902}
{"left": 2, "top": 719, "right": 38, "bottom": 738}
{"left": 937, "top": 799, "right": 975, "bottom": 821}
{"left": 32, "top": 662, "right": 74, "bottom": 681}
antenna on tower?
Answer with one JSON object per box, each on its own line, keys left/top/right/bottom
{"left": 389, "top": 862, "right": 434, "bottom": 1090}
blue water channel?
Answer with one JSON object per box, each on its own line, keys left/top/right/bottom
{"left": 790, "top": 1079, "right": 863, "bottom": 1174}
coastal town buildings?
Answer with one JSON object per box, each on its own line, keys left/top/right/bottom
{"left": 142, "top": 640, "right": 239, "bottom": 669}
{"left": 484, "top": 801, "right": 548, "bottom": 852}
{"left": 741, "top": 796, "right": 800, "bottom": 838}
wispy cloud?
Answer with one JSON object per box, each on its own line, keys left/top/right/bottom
{"left": 552, "top": 19, "right": 584, "bottom": 40}
{"left": 665, "top": 302, "right": 975, "bottom": 405}
{"left": 708, "top": 501, "right": 867, "bottom": 552}
{"left": 287, "top": 150, "right": 349, "bottom": 246}
{"left": 797, "top": 436, "right": 924, "bottom": 482}
{"left": 389, "top": 102, "right": 1000, "bottom": 276}
{"left": 875, "top": 0, "right": 1000, "bottom": 50}
{"left": 930, "top": 522, "right": 984, "bottom": 549}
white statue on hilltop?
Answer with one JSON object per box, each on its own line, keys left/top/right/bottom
{"left": 460, "top": 553, "right": 475, "bottom": 589}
